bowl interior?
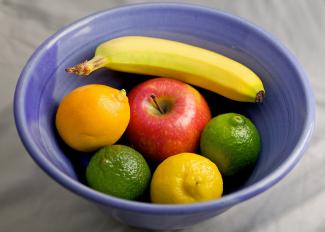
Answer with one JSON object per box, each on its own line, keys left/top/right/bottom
{"left": 15, "top": 4, "right": 311, "bottom": 205}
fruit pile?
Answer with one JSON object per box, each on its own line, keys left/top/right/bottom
{"left": 56, "top": 36, "right": 263, "bottom": 204}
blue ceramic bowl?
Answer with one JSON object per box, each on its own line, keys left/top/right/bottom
{"left": 14, "top": 3, "right": 315, "bottom": 230}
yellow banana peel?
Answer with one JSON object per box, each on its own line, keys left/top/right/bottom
{"left": 66, "top": 36, "right": 265, "bottom": 103}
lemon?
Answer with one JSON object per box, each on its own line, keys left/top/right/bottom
{"left": 55, "top": 84, "right": 130, "bottom": 152}
{"left": 150, "top": 153, "right": 223, "bottom": 204}
{"left": 200, "top": 113, "right": 261, "bottom": 177}
{"left": 86, "top": 145, "right": 151, "bottom": 200}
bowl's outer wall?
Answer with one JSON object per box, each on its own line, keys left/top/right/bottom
{"left": 98, "top": 203, "right": 229, "bottom": 230}
{"left": 14, "top": 4, "right": 314, "bottom": 229}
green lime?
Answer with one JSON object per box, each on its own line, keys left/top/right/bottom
{"left": 86, "top": 145, "right": 151, "bottom": 200}
{"left": 200, "top": 113, "right": 261, "bottom": 177}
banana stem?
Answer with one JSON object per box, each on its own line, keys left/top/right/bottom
{"left": 65, "top": 56, "right": 108, "bottom": 76}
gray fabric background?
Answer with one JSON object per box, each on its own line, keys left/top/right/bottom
{"left": 1, "top": 0, "right": 324, "bottom": 231}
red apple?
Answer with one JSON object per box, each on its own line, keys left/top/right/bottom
{"left": 126, "top": 77, "right": 211, "bottom": 162}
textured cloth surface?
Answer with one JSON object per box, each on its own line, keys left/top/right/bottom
{"left": 1, "top": 0, "right": 324, "bottom": 231}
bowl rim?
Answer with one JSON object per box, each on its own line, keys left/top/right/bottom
{"left": 14, "top": 2, "right": 315, "bottom": 215}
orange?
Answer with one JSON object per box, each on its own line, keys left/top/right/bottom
{"left": 55, "top": 84, "right": 130, "bottom": 152}
{"left": 150, "top": 153, "right": 223, "bottom": 204}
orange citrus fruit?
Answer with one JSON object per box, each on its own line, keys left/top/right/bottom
{"left": 150, "top": 153, "right": 223, "bottom": 204}
{"left": 55, "top": 84, "right": 130, "bottom": 152}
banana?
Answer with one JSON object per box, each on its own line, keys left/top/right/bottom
{"left": 66, "top": 36, "right": 265, "bottom": 103}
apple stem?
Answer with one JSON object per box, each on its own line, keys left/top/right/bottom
{"left": 150, "top": 94, "right": 165, "bottom": 114}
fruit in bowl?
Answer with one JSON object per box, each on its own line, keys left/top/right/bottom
{"left": 150, "top": 153, "right": 223, "bottom": 204}
{"left": 200, "top": 113, "right": 261, "bottom": 177}
{"left": 14, "top": 3, "right": 315, "bottom": 230}
{"left": 66, "top": 36, "right": 265, "bottom": 103}
{"left": 86, "top": 145, "right": 151, "bottom": 200}
{"left": 56, "top": 30, "right": 265, "bottom": 203}
{"left": 126, "top": 77, "right": 211, "bottom": 162}
{"left": 55, "top": 84, "right": 130, "bottom": 152}
{"left": 59, "top": 35, "right": 266, "bottom": 203}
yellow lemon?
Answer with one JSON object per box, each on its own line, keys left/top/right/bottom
{"left": 55, "top": 84, "right": 130, "bottom": 152}
{"left": 150, "top": 153, "right": 223, "bottom": 204}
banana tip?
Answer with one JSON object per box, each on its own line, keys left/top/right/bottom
{"left": 255, "top": 91, "right": 265, "bottom": 103}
